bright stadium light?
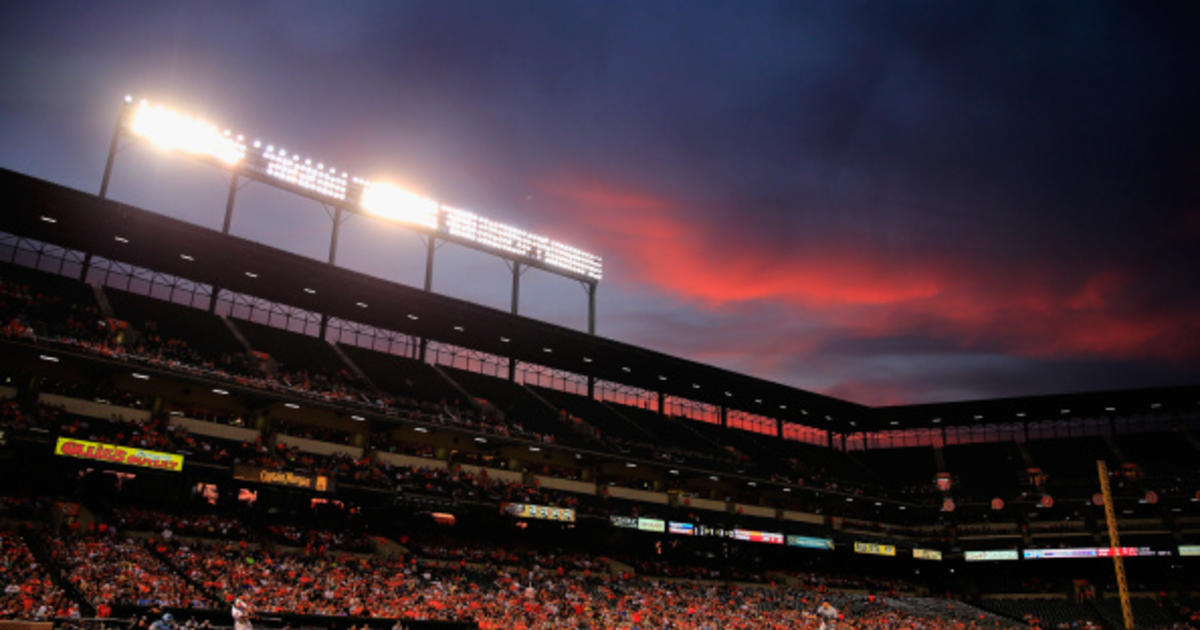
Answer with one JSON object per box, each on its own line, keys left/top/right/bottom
{"left": 112, "top": 95, "right": 603, "bottom": 286}
{"left": 360, "top": 182, "right": 439, "bottom": 229}
{"left": 128, "top": 103, "right": 245, "bottom": 165}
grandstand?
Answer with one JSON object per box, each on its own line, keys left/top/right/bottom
{"left": 1, "top": 166, "right": 1198, "bottom": 630}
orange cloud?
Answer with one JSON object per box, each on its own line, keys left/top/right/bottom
{"left": 537, "top": 174, "right": 1200, "bottom": 364}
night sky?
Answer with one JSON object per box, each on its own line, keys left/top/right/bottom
{"left": 1, "top": 1, "right": 1198, "bottom": 405}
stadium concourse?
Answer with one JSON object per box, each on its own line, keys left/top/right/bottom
{"left": 0, "top": 169, "right": 1197, "bottom": 630}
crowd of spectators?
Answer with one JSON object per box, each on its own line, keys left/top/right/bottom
{"left": 113, "top": 507, "right": 250, "bottom": 540}
{"left": 46, "top": 532, "right": 212, "bottom": 609}
{"left": 264, "top": 524, "right": 372, "bottom": 554}
{"left": 0, "top": 529, "right": 77, "bottom": 619}
{"left": 148, "top": 537, "right": 1026, "bottom": 630}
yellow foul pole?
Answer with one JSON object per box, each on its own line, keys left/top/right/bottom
{"left": 1097, "top": 459, "right": 1134, "bottom": 630}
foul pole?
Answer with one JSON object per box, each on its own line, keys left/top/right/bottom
{"left": 1096, "top": 459, "right": 1134, "bottom": 630}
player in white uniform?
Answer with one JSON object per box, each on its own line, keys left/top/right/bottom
{"left": 232, "top": 595, "right": 254, "bottom": 630}
{"left": 817, "top": 600, "right": 839, "bottom": 630}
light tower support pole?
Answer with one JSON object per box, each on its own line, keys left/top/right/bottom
{"left": 222, "top": 173, "right": 240, "bottom": 234}
{"left": 1097, "top": 459, "right": 1134, "bottom": 630}
{"left": 99, "top": 107, "right": 126, "bottom": 199}
{"left": 587, "top": 281, "right": 597, "bottom": 335}
{"left": 328, "top": 207, "right": 343, "bottom": 265}
{"left": 424, "top": 236, "right": 436, "bottom": 291}
{"left": 511, "top": 262, "right": 521, "bottom": 315}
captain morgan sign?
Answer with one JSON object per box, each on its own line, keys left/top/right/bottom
{"left": 55, "top": 437, "right": 184, "bottom": 471}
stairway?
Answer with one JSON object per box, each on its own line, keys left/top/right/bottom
{"left": 23, "top": 527, "right": 96, "bottom": 616}
{"left": 522, "top": 384, "right": 603, "bottom": 442}
{"left": 220, "top": 316, "right": 255, "bottom": 353}
{"left": 141, "top": 538, "right": 221, "bottom": 606}
{"left": 429, "top": 364, "right": 490, "bottom": 416}
{"left": 90, "top": 283, "right": 115, "bottom": 317}
{"left": 328, "top": 340, "right": 375, "bottom": 388}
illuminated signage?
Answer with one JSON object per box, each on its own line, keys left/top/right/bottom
{"left": 55, "top": 437, "right": 183, "bottom": 472}
{"left": 668, "top": 521, "right": 695, "bottom": 535}
{"left": 1179, "top": 545, "right": 1200, "bottom": 557}
{"left": 1024, "top": 548, "right": 1097, "bottom": 559}
{"left": 733, "top": 529, "right": 784, "bottom": 544}
{"left": 501, "top": 502, "right": 576, "bottom": 523}
{"left": 965, "top": 550, "right": 1019, "bottom": 561}
{"left": 232, "top": 464, "right": 332, "bottom": 492}
{"left": 913, "top": 548, "right": 943, "bottom": 561}
{"left": 610, "top": 515, "right": 638, "bottom": 529}
{"left": 696, "top": 525, "right": 734, "bottom": 538}
{"left": 787, "top": 536, "right": 835, "bottom": 550}
{"left": 1022, "top": 547, "right": 1171, "bottom": 559}
{"left": 853, "top": 542, "right": 896, "bottom": 557}
{"left": 637, "top": 518, "right": 666, "bottom": 533}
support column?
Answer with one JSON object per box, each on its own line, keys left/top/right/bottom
{"left": 78, "top": 252, "right": 93, "bottom": 282}
{"left": 587, "top": 376, "right": 595, "bottom": 399}
{"left": 509, "top": 261, "right": 520, "bottom": 382}
{"left": 99, "top": 109, "right": 125, "bottom": 199}
{"left": 222, "top": 173, "right": 239, "bottom": 234}
{"left": 511, "top": 262, "right": 521, "bottom": 315}
{"left": 720, "top": 406, "right": 728, "bottom": 428}
{"left": 657, "top": 391, "right": 665, "bottom": 415}
{"left": 328, "top": 207, "right": 343, "bottom": 265}
{"left": 587, "top": 282, "right": 597, "bottom": 335}
{"left": 424, "top": 236, "right": 436, "bottom": 292}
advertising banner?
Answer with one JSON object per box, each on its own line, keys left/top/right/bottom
{"left": 55, "top": 437, "right": 183, "bottom": 472}
{"left": 965, "top": 550, "right": 1019, "bottom": 561}
{"left": 853, "top": 542, "right": 896, "bottom": 557}
{"left": 668, "top": 521, "right": 695, "bottom": 535}
{"left": 637, "top": 518, "right": 666, "bottom": 533}
{"left": 610, "top": 515, "right": 638, "bottom": 529}
{"left": 1024, "top": 548, "right": 1097, "bottom": 559}
{"left": 913, "top": 548, "right": 943, "bottom": 561}
{"left": 733, "top": 529, "right": 784, "bottom": 544}
{"left": 232, "top": 464, "right": 333, "bottom": 492}
{"left": 786, "top": 536, "right": 835, "bottom": 550}
{"left": 501, "top": 502, "right": 576, "bottom": 523}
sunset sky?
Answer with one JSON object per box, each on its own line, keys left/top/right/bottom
{"left": 1, "top": 1, "right": 1197, "bottom": 405}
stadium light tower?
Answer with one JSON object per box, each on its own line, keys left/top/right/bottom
{"left": 98, "top": 96, "right": 602, "bottom": 335}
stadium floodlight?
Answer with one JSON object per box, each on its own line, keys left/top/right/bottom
{"left": 104, "top": 95, "right": 604, "bottom": 335}
{"left": 360, "top": 182, "right": 439, "bottom": 230}
{"left": 128, "top": 103, "right": 245, "bottom": 165}
{"left": 113, "top": 97, "right": 603, "bottom": 281}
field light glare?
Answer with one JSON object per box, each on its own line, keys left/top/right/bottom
{"left": 129, "top": 103, "right": 245, "bottom": 165}
{"left": 360, "top": 182, "right": 439, "bottom": 230}
{"left": 117, "top": 95, "right": 601, "bottom": 280}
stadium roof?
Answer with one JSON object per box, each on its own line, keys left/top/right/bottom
{"left": 2, "top": 167, "right": 1196, "bottom": 435}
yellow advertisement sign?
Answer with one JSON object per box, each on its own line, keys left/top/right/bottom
{"left": 913, "top": 548, "right": 944, "bottom": 561}
{"left": 55, "top": 437, "right": 183, "bottom": 472}
{"left": 853, "top": 541, "right": 897, "bottom": 557}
